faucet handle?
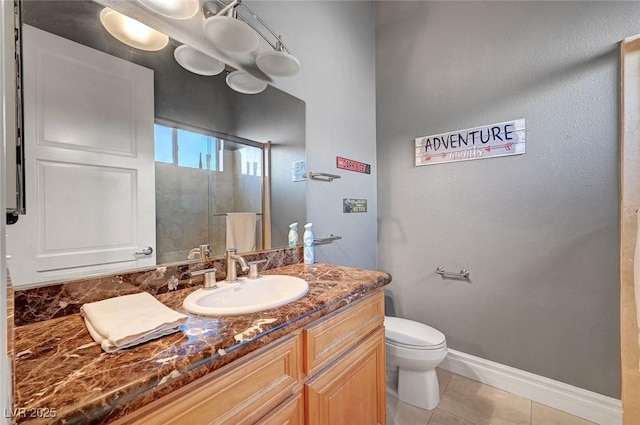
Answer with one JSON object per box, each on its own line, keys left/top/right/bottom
{"left": 199, "top": 244, "right": 212, "bottom": 259}
{"left": 248, "top": 260, "right": 267, "bottom": 279}
{"left": 191, "top": 267, "right": 217, "bottom": 289}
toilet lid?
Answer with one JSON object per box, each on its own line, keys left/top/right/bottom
{"left": 384, "top": 316, "right": 446, "bottom": 347}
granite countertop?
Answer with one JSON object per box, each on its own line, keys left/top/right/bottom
{"left": 12, "top": 263, "right": 391, "bottom": 425}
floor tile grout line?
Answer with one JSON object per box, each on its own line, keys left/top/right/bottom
{"left": 435, "top": 406, "right": 482, "bottom": 425}
{"left": 433, "top": 373, "right": 462, "bottom": 422}
{"left": 436, "top": 399, "right": 479, "bottom": 425}
{"left": 440, "top": 369, "right": 453, "bottom": 395}
{"left": 531, "top": 400, "right": 534, "bottom": 425}
{"left": 436, "top": 371, "right": 534, "bottom": 425}
{"left": 530, "top": 398, "right": 533, "bottom": 425}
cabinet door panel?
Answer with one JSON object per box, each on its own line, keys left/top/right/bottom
{"left": 305, "top": 327, "right": 386, "bottom": 425}
{"left": 304, "top": 292, "right": 384, "bottom": 376}
{"left": 256, "top": 392, "right": 304, "bottom": 425}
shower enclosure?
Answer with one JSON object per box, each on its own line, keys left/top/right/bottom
{"left": 154, "top": 121, "right": 270, "bottom": 263}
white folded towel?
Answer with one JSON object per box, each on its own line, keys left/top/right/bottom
{"left": 226, "top": 212, "right": 257, "bottom": 253}
{"left": 81, "top": 292, "right": 187, "bottom": 353}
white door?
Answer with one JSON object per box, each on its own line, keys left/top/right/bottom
{"left": 6, "top": 25, "right": 156, "bottom": 286}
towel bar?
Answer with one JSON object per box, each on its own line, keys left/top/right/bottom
{"left": 213, "top": 212, "right": 263, "bottom": 216}
{"left": 436, "top": 267, "right": 470, "bottom": 279}
{"left": 305, "top": 172, "right": 341, "bottom": 182}
{"left": 314, "top": 234, "right": 342, "bottom": 245}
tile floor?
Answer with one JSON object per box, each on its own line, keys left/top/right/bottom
{"left": 387, "top": 369, "right": 597, "bottom": 425}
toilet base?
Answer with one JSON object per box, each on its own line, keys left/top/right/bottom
{"left": 398, "top": 368, "right": 440, "bottom": 410}
{"left": 386, "top": 365, "right": 399, "bottom": 397}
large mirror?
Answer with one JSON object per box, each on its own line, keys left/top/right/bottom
{"left": 6, "top": 0, "right": 306, "bottom": 287}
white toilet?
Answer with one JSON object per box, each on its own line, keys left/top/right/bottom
{"left": 384, "top": 316, "right": 448, "bottom": 410}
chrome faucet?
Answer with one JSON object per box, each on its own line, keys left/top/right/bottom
{"left": 188, "top": 244, "right": 212, "bottom": 260}
{"left": 225, "top": 248, "right": 249, "bottom": 282}
{"left": 191, "top": 267, "right": 217, "bottom": 290}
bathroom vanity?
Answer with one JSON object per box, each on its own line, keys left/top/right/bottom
{"left": 12, "top": 262, "right": 390, "bottom": 424}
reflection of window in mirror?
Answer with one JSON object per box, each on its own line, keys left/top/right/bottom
{"left": 154, "top": 124, "right": 174, "bottom": 164}
{"left": 239, "top": 147, "right": 262, "bottom": 176}
{"left": 154, "top": 123, "right": 223, "bottom": 171}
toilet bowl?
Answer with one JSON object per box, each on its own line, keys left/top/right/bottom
{"left": 385, "top": 316, "right": 447, "bottom": 411}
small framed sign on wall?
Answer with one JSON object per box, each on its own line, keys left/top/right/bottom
{"left": 291, "top": 160, "right": 306, "bottom": 181}
{"left": 415, "top": 119, "right": 526, "bottom": 166}
{"left": 343, "top": 199, "right": 367, "bottom": 213}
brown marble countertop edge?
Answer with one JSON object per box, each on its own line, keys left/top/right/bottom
{"left": 13, "top": 263, "right": 392, "bottom": 425}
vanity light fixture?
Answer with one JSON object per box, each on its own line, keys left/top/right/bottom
{"left": 199, "top": 0, "right": 301, "bottom": 93}
{"left": 203, "top": 0, "right": 259, "bottom": 53}
{"left": 174, "top": 45, "right": 225, "bottom": 76}
{"left": 256, "top": 37, "right": 300, "bottom": 78}
{"left": 239, "top": 2, "right": 301, "bottom": 77}
{"left": 226, "top": 70, "right": 268, "bottom": 94}
{"left": 99, "top": 7, "right": 169, "bottom": 51}
{"left": 137, "top": 0, "right": 200, "bottom": 20}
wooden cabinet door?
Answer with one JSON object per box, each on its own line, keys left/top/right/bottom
{"left": 305, "top": 327, "right": 386, "bottom": 425}
{"left": 255, "top": 392, "right": 304, "bottom": 425}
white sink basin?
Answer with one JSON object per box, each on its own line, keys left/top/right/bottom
{"left": 183, "top": 275, "right": 309, "bottom": 316}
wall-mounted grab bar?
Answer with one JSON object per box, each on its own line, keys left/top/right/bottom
{"left": 314, "top": 234, "right": 342, "bottom": 245}
{"left": 436, "top": 266, "right": 470, "bottom": 279}
{"left": 212, "top": 213, "right": 263, "bottom": 222}
{"left": 305, "top": 172, "right": 341, "bottom": 182}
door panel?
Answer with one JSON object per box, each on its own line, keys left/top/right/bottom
{"left": 37, "top": 46, "right": 138, "bottom": 155}
{"left": 36, "top": 161, "right": 137, "bottom": 268}
{"left": 6, "top": 25, "right": 155, "bottom": 286}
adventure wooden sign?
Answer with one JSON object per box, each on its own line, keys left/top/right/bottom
{"left": 415, "top": 119, "right": 526, "bottom": 166}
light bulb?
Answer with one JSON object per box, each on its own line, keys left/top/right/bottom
{"left": 100, "top": 8, "right": 168, "bottom": 51}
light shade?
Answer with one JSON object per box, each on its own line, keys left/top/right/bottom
{"left": 137, "top": 0, "right": 199, "bottom": 19}
{"left": 203, "top": 16, "right": 259, "bottom": 53}
{"left": 174, "top": 45, "right": 225, "bottom": 76}
{"left": 226, "top": 70, "right": 267, "bottom": 94}
{"left": 100, "top": 8, "right": 168, "bottom": 51}
{"left": 256, "top": 50, "right": 300, "bottom": 77}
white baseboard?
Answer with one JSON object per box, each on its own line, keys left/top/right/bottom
{"left": 439, "top": 349, "right": 622, "bottom": 425}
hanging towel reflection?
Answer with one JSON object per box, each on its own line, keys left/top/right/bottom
{"left": 226, "top": 212, "right": 257, "bottom": 252}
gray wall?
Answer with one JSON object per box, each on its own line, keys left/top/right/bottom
{"left": 376, "top": 1, "right": 640, "bottom": 398}
{"left": 247, "top": 1, "right": 378, "bottom": 269}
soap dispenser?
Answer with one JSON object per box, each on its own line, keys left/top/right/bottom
{"left": 303, "top": 223, "right": 314, "bottom": 264}
{"left": 288, "top": 222, "right": 299, "bottom": 247}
